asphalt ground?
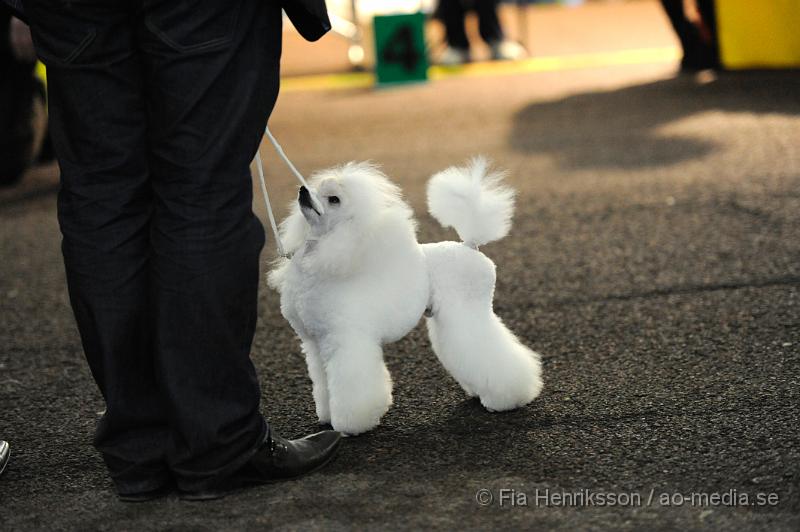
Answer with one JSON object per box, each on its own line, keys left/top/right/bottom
{"left": 2, "top": 5, "right": 800, "bottom": 532}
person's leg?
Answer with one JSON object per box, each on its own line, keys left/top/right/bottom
{"left": 0, "top": 12, "right": 37, "bottom": 186}
{"left": 25, "top": 0, "right": 170, "bottom": 495}
{"left": 476, "top": 0, "right": 504, "bottom": 44}
{"left": 439, "top": 0, "right": 470, "bottom": 51}
{"left": 137, "top": 0, "right": 281, "bottom": 493}
{"left": 696, "top": 0, "right": 716, "bottom": 37}
{"left": 660, "top": 0, "right": 709, "bottom": 69}
{"left": 477, "top": 0, "right": 525, "bottom": 60}
{"left": 696, "top": 0, "right": 720, "bottom": 67}
{"left": 660, "top": 0, "right": 693, "bottom": 54}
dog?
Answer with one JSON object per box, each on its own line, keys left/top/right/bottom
{"left": 268, "top": 158, "right": 543, "bottom": 435}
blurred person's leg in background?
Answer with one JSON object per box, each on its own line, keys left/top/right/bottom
{"left": 660, "top": 0, "right": 718, "bottom": 71}
{"left": 475, "top": 0, "right": 503, "bottom": 45}
{"left": 695, "top": 0, "right": 719, "bottom": 68}
{"left": 439, "top": 0, "right": 471, "bottom": 64}
{"left": 437, "top": 0, "right": 525, "bottom": 64}
{"left": 0, "top": 10, "right": 42, "bottom": 186}
{"left": 481, "top": 0, "right": 526, "bottom": 61}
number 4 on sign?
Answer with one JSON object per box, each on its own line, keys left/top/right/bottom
{"left": 383, "top": 25, "right": 423, "bottom": 71}
{"left": 373, "top": 12, "right": 429, "bottom": 86}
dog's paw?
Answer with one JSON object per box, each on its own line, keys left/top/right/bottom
{"left": 330, "top": 417, "right": 380, "bottom": 436}
{"left": 479, "top": 391, "right": 537, "bottom": 412}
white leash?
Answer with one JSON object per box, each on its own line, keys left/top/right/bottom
{"left": 253, "top": 126, "right": 309, "bottom": 258}
{"left": 264, "top": 127, "right": 310, "bottom": 189}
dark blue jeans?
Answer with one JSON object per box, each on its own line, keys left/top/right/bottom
{"left": 26, "top": 0, "right": 281, "bottom": 494}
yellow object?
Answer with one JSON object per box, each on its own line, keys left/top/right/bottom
{"left": 717, "top": 0, "right": 800, "bottom": 69}
{"left": 281, "top": 46, "right": 679, "bottom": 93}
{"left": 35, "top": 61, "right": 47, "bottom": 87}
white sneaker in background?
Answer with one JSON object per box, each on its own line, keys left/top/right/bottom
{"left": 489, "top": 40, "right": 527, "bottom": 61}
{"left": 438, "top": 46, "right": 471, "bottom": 65}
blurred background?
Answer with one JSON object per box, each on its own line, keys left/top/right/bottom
{"left": 3, "top": 0, "right": 799, "bottom": 187}
{"left": 3, "top": 0, "right": 800, "bottom": 187}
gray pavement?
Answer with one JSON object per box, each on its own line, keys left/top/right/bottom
{"left": 1, "top": 46, "right": 799, "bottom": 532}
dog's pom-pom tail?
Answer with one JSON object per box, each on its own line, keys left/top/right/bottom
{"left": 426, "top": 156, "right": 516, "bottom": 247}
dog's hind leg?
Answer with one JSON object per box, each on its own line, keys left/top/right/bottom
{"left": 302, "top": 339, "right": 331, "bottom": 425}
{"left": 423, "top": 242, "right": 543, "bottom": 412}
{"left": 321, "top": 334, "right": 392, "bottom": 435}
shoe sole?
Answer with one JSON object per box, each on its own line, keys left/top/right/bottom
{"left": 179, "top": 439, "right": 342, "bottom": 502}
{"left": 117, "top": 483, "right": 174, "bottom": 503}
{"left": 118, "top": 492, "right": 168, "bottom": 503}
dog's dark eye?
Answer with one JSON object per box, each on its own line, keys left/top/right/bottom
{"left": 328, "top": 196, "right": 340, "bottom": 205}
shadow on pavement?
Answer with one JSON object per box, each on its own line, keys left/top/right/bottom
{"left": 510, "top": 71, "right": 800, "bottom": 170}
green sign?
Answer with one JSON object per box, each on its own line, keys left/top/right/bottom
{"left": 373, "top": 13, "right": 428, "bottom": 86}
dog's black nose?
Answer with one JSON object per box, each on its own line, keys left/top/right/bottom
{"left": 299, "top": 186, "right": 311, "bottom": 207}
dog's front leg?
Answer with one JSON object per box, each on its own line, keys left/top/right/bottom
{"left": 301, "top": 339, "right": 331, "bottom": 425}
{"left": 320, "top": 334, "right": 392, "bottom": 436}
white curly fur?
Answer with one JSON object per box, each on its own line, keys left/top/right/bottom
{"left": 269, "top": 159, "right": 542, "bottom": 435}
{"left": 427, "top": 156, "right": 516, "bottom": 248}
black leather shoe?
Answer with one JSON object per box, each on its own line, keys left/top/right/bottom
{"left": 118, "top": 482, "right": 173, "bottom": 503}
{"left": 181, "top": 430, "right": 341, "bottom": 501}
{"left": 0, "top": 440, "right": 9, "bottom": 477}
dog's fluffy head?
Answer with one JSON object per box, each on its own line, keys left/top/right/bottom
{"left": 298, "top": 161, "right": 409, "bottom": 237}
{"left": 268, "top": 162, "right": 416, "bottom": 289}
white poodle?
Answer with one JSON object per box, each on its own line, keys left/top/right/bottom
{"left": 268, "top": 158, "right": 543, "bottom": 435}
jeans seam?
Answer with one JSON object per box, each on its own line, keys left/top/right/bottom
{"left": 32, "top": 27, "right": 97, "bottom": 66}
